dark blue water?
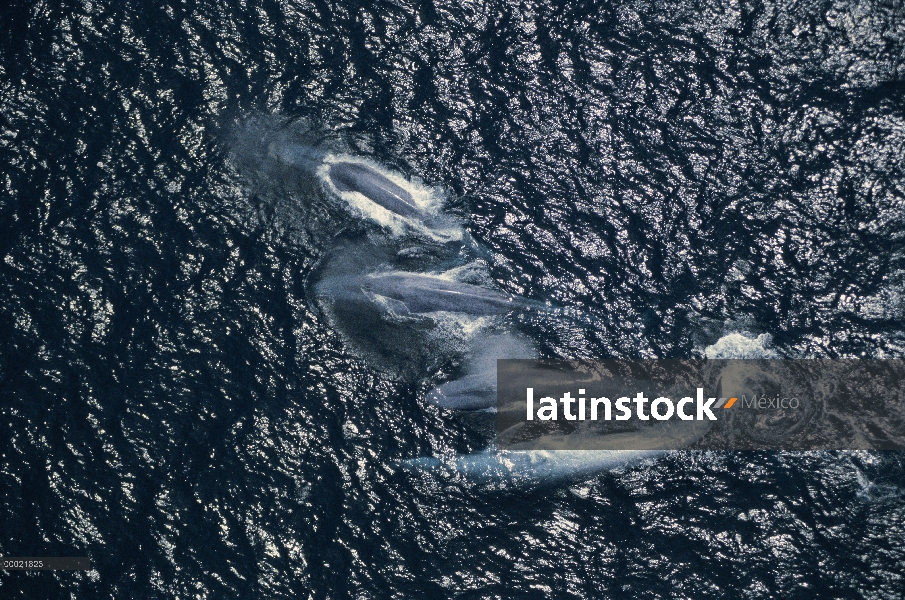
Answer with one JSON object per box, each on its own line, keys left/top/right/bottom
{"left": 1, "top": 0, "right": 904, "bottom": 597}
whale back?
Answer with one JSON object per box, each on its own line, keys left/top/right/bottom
{"left": 328, "top": 162, "right": 423, "bottom": 219}
{"left": 365, "top": 272, "right": 520, "bottom": 315}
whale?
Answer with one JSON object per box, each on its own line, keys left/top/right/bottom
{"left": 425, "top": 333, "right": 537, "bottom": 410}
{"left": 402, "top": 449, "right": 667, "bottom": 485}
{"left": 426, "top": 372, "right": 496, "bottom": 410}
{"left": 401, "top": 420, "right": 710, "bottom": 485}
{"left": 357, "top": 271, "right": 537, "bottom": 316}
{"left": 427, "top": 356, "right": 599, "bottom": 412}
{"left": 326, "top": 161, "right": 425, "bottom": 220}
{"left": 268, "top": 143, "right": 425, "bottom": 218}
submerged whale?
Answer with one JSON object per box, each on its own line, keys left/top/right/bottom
{"left": 402, "top": 421, "right": 710, "bottom": 485}
{"left": 427, "top": 349, "right": 606, "bottom": 413}
{"left": 268, "top": 141, "right": 325, "bottom": 171}
{"left": 402, "top": 449, "right": 667, "bottom": 485}
{"left": 426, "top": 372, "right": 496, "bottom": 410}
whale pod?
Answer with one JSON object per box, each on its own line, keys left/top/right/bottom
{"left": 327, "top": 161, "right": 424, "bottom": 219}
{"left": 363, "top": 271, "right": 529, "bottom": 316}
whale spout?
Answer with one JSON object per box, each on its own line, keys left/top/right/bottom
{"left": 327, "top": 161, "right": 424, "bottom": 219}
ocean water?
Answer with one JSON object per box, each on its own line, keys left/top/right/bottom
{"left": 1, "top": 0, "right": 904, "bottom": 597}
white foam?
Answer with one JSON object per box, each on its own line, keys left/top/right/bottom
{"left": 434, "top": 261, "right": 493, "bottom": 285}
{"left": 428, "top": 312, "right": 494, "bottom": 337}
{"left": 704, "top": 332, "right": 779, "bottom": 359}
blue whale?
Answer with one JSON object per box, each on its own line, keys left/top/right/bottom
{"left": 268, "top": 143, "right": 464, "bottom": 240}
{"left": 326, "top": 161, "right": 425, "bottom": 220}
{"left": 425, "top": 333, "right": 536, "bottom": 410}
{"left": 426, "top": 373, "right": 496, "bottom": 410}
{"left": 401, "top": 420, "right": 711, "bottom": 485}
{"left": 268, "top": 143, "right": 425, "bottom": 219}
{"left": 361, "top": 271, "right": 534, "bottom": 316}
{"left": 402, "top": 449, "right": 668, "bottom": 485}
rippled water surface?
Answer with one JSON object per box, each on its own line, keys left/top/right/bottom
{"left": 1, "top": 0, "right": 904, "bottom": 597}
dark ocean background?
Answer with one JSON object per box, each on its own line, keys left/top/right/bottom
{"left": 1, "top": 0, "right": 904, "bottom": 597}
